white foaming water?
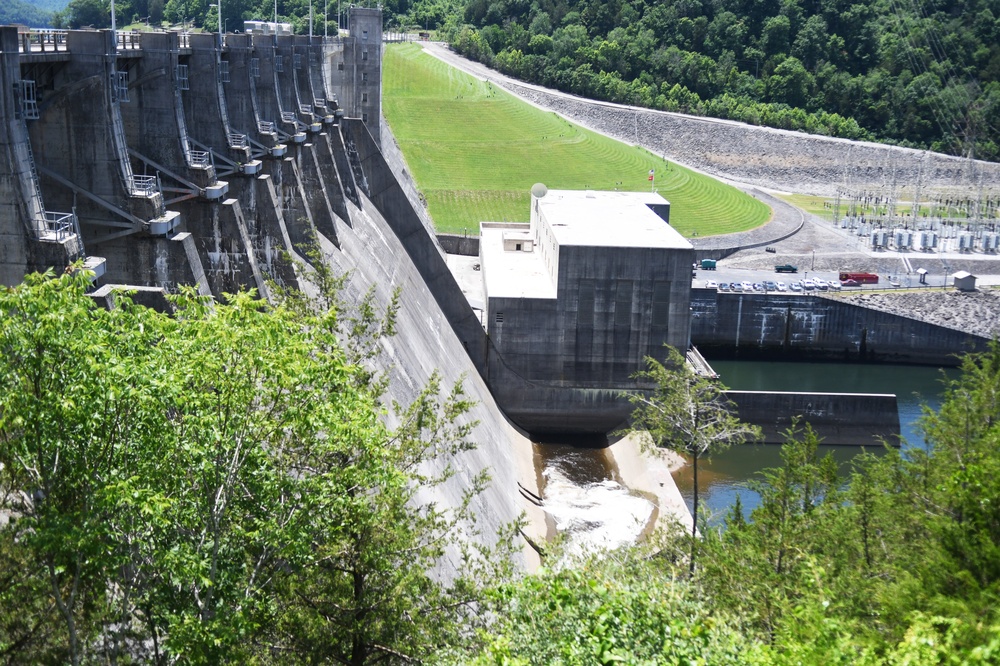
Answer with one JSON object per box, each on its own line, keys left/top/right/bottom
{"left": 542, "top": 465, "right": 654, "bottom": 561}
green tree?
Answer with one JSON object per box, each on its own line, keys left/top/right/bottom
{"left": 59, "top": 0, "right": 110, "bottom": 28}
{"left": 625, "top": 345, "right": 760, "bottom": 573}
{"left": 0, "top": 268, "right": 505, "bottom": 664}
{"left": 444, "top": 548, "right": 761, "bottom": 665}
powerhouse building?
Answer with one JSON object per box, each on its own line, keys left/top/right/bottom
{"left": 480, "top": 188, "right": 694, "bottom": 434}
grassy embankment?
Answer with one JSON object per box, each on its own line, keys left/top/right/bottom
{"left": 382, "top": 42, "right": 771, "bottom": 237}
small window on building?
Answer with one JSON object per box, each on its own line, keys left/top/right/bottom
{"left": 362, "top": 50, "right": 368, "bottom": 61}
{"left": 361, "top": 72, "right": 367, "bottom": 82}
{"left": 338, "top": 62, "right": 344, "bottom": 71}
{"left": 362, "top": 93, "right": 368, "bottom": 103}
{"left": 515, "top": 243, "right": 522, "bottom": 251}
{"left": 362, "top": 113, "right": 368, "bottom": 122}
{"left": 495, "top": 312, "right": 504, "bottom": 323}
{"left": 362, "top": 29, "right": 368, "bottom": 39}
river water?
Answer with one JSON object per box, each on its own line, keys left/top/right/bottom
{"left": 536, "top": 360, "right": 960, "bottom": 548}
{"left": 534, "top": 442, "right": 655, "bottom": 559}
{"left": 673, "top": 359, "right": 960, "bottom": 521}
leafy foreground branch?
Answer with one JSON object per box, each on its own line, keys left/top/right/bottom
{"left": 0, "top": 270, "right": 510, "bottom": 665}
{"left": 5, "top": 270, "right": 1000, "bottom": 664}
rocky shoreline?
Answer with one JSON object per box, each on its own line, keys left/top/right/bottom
{"left": 830, "top": 289, "right": 1000, "bottom": 340}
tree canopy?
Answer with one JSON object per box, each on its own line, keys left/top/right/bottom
{"left": 441, "top": 0, "right": 1000, "bottom": 161}
{"left": 0, "top": 269, "right": 503, "bottom": 664}
{"left": 4, "top": 268, "right": 1000, "bottom": 663}
{"left": 626, "top": 346, "right": 760, "bottom": 572}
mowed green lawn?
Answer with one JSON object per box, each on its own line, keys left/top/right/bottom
{"left": 382, "top": 43, "right": 771, "bottom": 237}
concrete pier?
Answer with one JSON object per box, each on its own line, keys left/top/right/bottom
{"left": 727, "top": 390, "right": 900, "bottom": 446}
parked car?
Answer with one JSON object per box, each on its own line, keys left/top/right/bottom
{"left": 802, "top": 279, "right": 816, "bottom": 291}
{"left": 730, "top": 282, "right": 742, "bottom": 292}
{"left": 776, "top": 281, "right": 787, "bottom": 291}
{"left": 740, "top": 281, "right": 754, "bottom": 292}
{"left": 718, "top": 282, "right": 730, "bottom": 291}
{"left": 814, "top": 279, "right": 829, "bottom": 291}
{"left": 790, "top": 281, "right": 803, "bottom": 291}
{"left": 752, "top": 282, "right": 764, "bottom": 292}
{"left": 763, "top": 280, "right": 778, "bottom": 291}
{"left": 706, "top": 280, "right": 718, "bottom": 289}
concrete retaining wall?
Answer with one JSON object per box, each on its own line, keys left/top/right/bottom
{"left": 437, "top": 233, "right": 480, "bottom": 256}
{"left": 690, "top": 289, "right": 991, "bottom": 364}
{"left": 727, "top": 390, "right": 899, "bottom": 446}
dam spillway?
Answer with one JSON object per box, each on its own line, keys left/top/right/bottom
{"left": 0, "top": 19, "right": 548, "bottom": 569}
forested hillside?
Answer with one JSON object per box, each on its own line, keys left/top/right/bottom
{"left": 437, "top": 0, "right": 1000, "bottom": 161}
{"left": 18, "top": 0, "right": 1000, "bottom": 163}
{"left": 1, "top": 0, "right": 55, "bottom": 27}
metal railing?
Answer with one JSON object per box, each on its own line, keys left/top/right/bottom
{"left": 129, "top": 174, "right": 158, "bottom": 197}
{"left": 18, "top": 30, "right": 69, "bottom": 54}
{"left": 314, "top": 97, "right": 326, "bottom": 107}
{"left": 18, "top": 80, "right": 39, "bottom": 120}
{"left": 257, "top": 120, "right": 276, "bottom": 134}
{"left": 112, "top": 70, "right": 129, "bottom": 103}
{"left": 228, "top": 132, "right": 248, "bottom": 148}
{"left": 280, "top": 111, "right": 296, "bottom": 123}
{"left": 299, "top": 104, "right": 312, "bottom": 114}
{"left": 115, "top": 31, "right": 142, "bottom": 50}
{"left": 41, "top": 211, "right": 77, "bottom": 241}
{"left": 188, "top": 149, "right": 210, "bottom": 168}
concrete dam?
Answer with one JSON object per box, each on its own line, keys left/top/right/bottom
{"left": 3, "top": 19, "right": 989, "bottom": 560}
{"left": 0, "top": 18, "right": 551, "bottom": 566}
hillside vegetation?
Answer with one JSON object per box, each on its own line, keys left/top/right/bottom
{"left": 383, "top": 42, "right": 770, "bottom": 235}
{"left": 1, "top": 0, "right": 54, "bottom": 27}
{"left": 436, "top": 0, "right": 1000, "bottom": 161}
{"left": 3, "top": 268, "right": 1000, "bottom": 663}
